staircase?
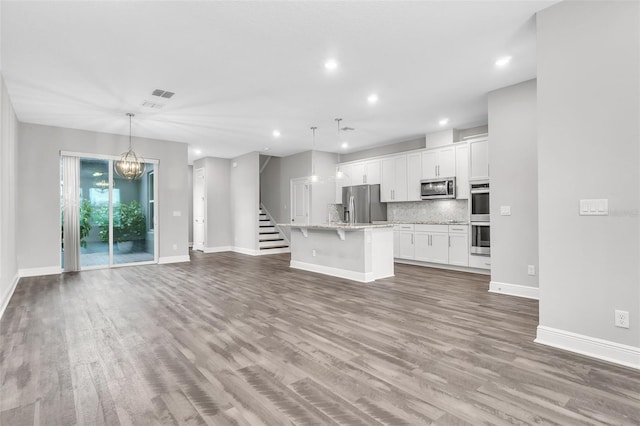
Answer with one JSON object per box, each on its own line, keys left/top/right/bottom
{"left": 259, "top": 208, "right": 290, "bottom": 254}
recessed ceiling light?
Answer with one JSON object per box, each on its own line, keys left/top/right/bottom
{"left": 341, "top": 142, "right": 349, "bottom": 149}
{"left": 367, "top": 94, "right": 378, "bottom": 104}
{"left": 495, "top": 56, "right": 512, "bottom": 67}
{"left": 439, "top": 118, "right": 449, "bottom": 126}
{"left": 264, "top": 147, "right": 270, "bottom": 151}
{"left": 194, "top": 149, "right": 202, "bottom": 155}
{"left": 324, "top": 59, "right": 338, "bottom": 71}
{"left": 92, "top": 172, "right": 103, "bottom": 177}
{"left": 272, "top": 130, "right": 281, "bottom": 138}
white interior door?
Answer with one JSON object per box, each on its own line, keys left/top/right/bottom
{"left": 193, "top": 167, "right": 206, "bottom": 250}
{"left": 290, "top": 178, "right": 310, "bottom": 225}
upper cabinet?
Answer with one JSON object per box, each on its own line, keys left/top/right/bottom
{"left": 421, "top": 146, "right": 455, "bottom": 179}
{"left": 406, "top": 152, "right": 422, "bottom": 201}
{"left": 454, "top": 143, "right": 469, "bottom": 199}
{"left": 469, "top": 138, "right": 489, "bottom": 181}
{"left": 345, "top": 159, "right": 381, "bottom": 185}
{"left": 381, "top": 155, "right": 408, "bottom": 202}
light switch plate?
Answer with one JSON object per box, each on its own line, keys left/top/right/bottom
{"left": 500, "top": 206, "right": 511, "bottom": 216}
{"left": 579, "top": 199, "right": 608, "bottom": 216}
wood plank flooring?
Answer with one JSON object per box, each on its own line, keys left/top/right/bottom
{"left": 1, "top": 251, "right": 639, "bottom": 425}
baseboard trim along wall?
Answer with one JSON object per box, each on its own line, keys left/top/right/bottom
{"left": 158, "top": 255, "right": 191, "bottom": 264}
{"left": 489, "top": 281, "right": 539, "bottom": 300}
{"left": 535, "top": 326, "right": 640, "bottom": 370}
{"left": 204, "top": 246, "right": 232, "bottom": 253}
{"left": 232, "top": 247, "right": 260, "bottom": 256}
{"left": 0, "top": 273, "right": 20, "bottom": 320}
{"left": 290, "top": 260, "right": 390, "bottom": 283}
{"left": 394, "top": 259, "right": 491, "bottom": 275}
{"left": 19, "top": 266, "right": 63, "bottom": 277}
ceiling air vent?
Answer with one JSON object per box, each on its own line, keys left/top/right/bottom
{"left": 152, "top": 89, "right": 175, "bottom": 99}
{"left": 142, "top": 100, "right": 164, "bottom": 109}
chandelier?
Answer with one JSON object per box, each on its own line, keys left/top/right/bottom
{"left": 114, "top": 113, "right": 145, "bottom": 180}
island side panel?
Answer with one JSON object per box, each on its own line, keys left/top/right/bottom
{"left": 370, "top": 228, "right": 394, "bottom": 280}
{"left": 289, "top": 228, "right": 367, "bottom": 282}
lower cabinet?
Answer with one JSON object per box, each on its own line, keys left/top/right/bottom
{"left": 394, "top": 224, "right": 415, "bottom": 259}
{"left": 448, "top": 225, "right": 469, "bottom": 267}
{"left": 394, "top": 224, "right": 472, "bottom": 269}
{"left": 414, "top": 225, "right": 448, "bottom": 264}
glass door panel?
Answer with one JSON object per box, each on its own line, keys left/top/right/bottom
{"left": 79, "top": 158, "right": 110, "bottom": 268}
{"left": 113, "top": 163, "right": 155, "bottom": 265}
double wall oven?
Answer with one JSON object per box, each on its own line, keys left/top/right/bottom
{"left": 470, "top": 181, "right": 490, "bottom": 255}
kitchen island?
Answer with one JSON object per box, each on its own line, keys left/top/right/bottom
{"left": 279, "top": 223, "right": 394, "bottom": 283}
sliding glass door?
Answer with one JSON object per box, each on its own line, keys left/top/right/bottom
{"left": 61, "top": 155, "right": 157, "bottom": 270}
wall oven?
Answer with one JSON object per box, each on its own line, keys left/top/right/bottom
{"left": 420, "top": 177, "right": 456, "bottom": 200}
{"left": 470, "top": 222, "right": 490, "bottom": 255}
{"left": 470, "top": 181, "right": 490, "bottom": 222}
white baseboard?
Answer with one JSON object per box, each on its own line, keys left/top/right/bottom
{"left": 0, "top": 273, "right": 20, "bottom": 320}
{"left": 489, "top": 281, "right": 539, "bottom": 300}
{"left": 19, "top": 266, "right": 62, "bottom": 277}
{"left": 204, "top": 246, "right": 232, "bottom": 253}
{"left": 290, "top": 260, "right": 390, "bottom": 283}
{"left": 394, "top": 258, "right": 491, "bottom": 275}
{"left": 257, "top": 247, "right": 290, "bottom": 255}
{"left": 158, "top": 255, "right": 191, "bottom": 264}
{"left": 535, "top": 326, "right": 640, "bottom": 370}
{"left": 232, "top": 247, "right": 260, "bottom": 256}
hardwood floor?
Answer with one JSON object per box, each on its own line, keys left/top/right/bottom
{"left": 1, "top": 251, "right": 639, "bottom": 425}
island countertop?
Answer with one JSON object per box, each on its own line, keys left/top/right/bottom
{"left": 278, "top": 223, "right": 394, "bottom": 230}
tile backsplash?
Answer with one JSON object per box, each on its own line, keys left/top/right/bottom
{"left": 387, "top": 200, "right": 468, "bottom": 223}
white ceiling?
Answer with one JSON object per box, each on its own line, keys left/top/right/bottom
{"left": 1, "top": 1, "right": 555, "bottom": 162}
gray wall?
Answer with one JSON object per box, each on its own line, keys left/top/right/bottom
{"left": 488, "top": 80, "right": 538, "bottom": 289}
{"left": 17, "top": 123, "right": 190, "bottom": 268}
{"left": 230, "top": 151, "right": 259, "bottom": 252}
{"left": 340, "top": 137, "right": 425, "bottom": 163}
{"left": 340, "top": 125, "right": 489, "bottom": 163}
{"left": 537, "top": 1, "right": 639, "bottom": 346}
{"left": 310, "top": 151, "right": 340, "bottom": 224}
{"left": 260, "top": 150, "right": 339, "bottom": 237}
{"left": 0, "top": 74, "right": 19, "bottom": 313}
{"left": 260, "top": 155, "right": 282, "bottom": 222}
{"left": 193, "top": 156, "right": 232, "bottom": 249}
{"left": 187, "top": 165, "right": 193, "bottom": 245}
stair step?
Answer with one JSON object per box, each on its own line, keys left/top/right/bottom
{"left": 260, "top": 245, "right": 289, "bottom": 250}
{"left": 259, "top": 234, "right": 283, "bottom": 241}
{"left": 259, "top": 214, "right": 268, "bottom": 219}
{"left": 259, "top": 240, "right": 288, "bottom": 248}
{"left": 259, "top": 231, "right": 279, "bottom": 235}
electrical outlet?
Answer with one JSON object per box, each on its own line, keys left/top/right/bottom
{"left": 527, "top": 265, "right": 536, "bottom": 276}
{"left": 312, "top": 249, "right": 317, "bottom": 257}
{"left": 615, "top": 310, "right": 629, "bottom": 329}
{"left": 500, "top": 206, "right": 511, "bottom": 216}
{"left": 172, "top": 244, "right": 178, "bottom": 251}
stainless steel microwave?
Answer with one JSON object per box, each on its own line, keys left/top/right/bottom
{"left": 420, "top": 178, "right": 456, "bottom": 200}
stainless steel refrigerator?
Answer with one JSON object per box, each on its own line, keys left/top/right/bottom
{"left": 342, "top": 184, "right": 387, "bottom": 224}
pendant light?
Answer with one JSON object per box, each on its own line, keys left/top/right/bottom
{"left": 114, "top": 113, "right": 145, "bottom": 180}
{"left": 310, "top": 126, "right": 319, "bottom": 183}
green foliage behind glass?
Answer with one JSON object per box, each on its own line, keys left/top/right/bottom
{"left": 96, "top": 200, "right": 146, "bottom": 243}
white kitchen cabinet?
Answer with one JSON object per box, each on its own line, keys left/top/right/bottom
{"left": 381, "top": 155, "right": 407, "bottom": 202}
{"left": 455, "top": 143, "right": 469, "bottom": 199}
{"left": 346, "top": 159, "right": 380, "bottom": 185}
{"left": 335, "top": 164, "right": 352, "bottom": 203}
{"left": 421, "top": 146, "right": 455, "bottom": 179}
{"left": 414, "top": 224, "right": 448, "bottom": 264}
{"left": 448, "top": 225, "right": 469, "bottom": 267}
{"left": 469, "top": 254, "right": 491, "bottom": 270}
{"left": 350, "top": 162, "right": 365, "bottom": 184}
{"left": 393, "top": 224, "right": 414, "bottom": 259}
{"left": 469, "top": 138, "right": 489, "bottom": 181}
{"left": 364, "top": 160, "right": 381, "bottom": 185}
{"left": 406, "top": 152, "right": 422, "bottom": 201}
